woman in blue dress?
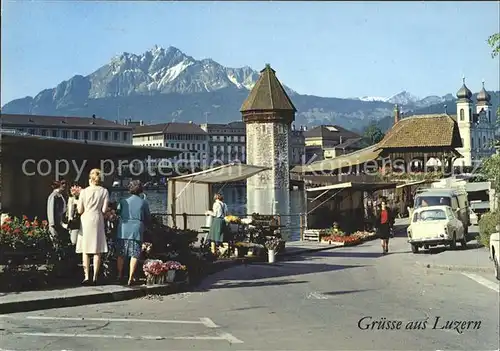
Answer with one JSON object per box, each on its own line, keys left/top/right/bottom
{"left": 116, "top": 180, "right": 151, "bottom": 285}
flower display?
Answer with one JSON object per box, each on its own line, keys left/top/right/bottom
{"left": 264, "top": 237, "right": 283, "bottom": 251}
{"left": 164, "top": 260, "right": 187, "bottom": 271}
{"left": 143, "top": 259, "right": 167, "bottom": 276}
{"left": 0, "top": 215, "right": 50, "bottom": 249}
{"left": 70, "top": 185, "right": 82, "bottom": 198}
{"left": 225, "top": 215, "right": 240, "bottom": 223}
{"left": 104, "top": 208, "right": 117, "bottom": 221}
{"left": 321, "top": 234, "right": 362, "bottom": 245}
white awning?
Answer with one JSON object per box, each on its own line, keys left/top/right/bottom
{"left": 395, "top": 180, "right": 431, "bottom": 189}
{"left": 168, "top": 163, "right": 269, "bottom": 184}
{"left": 306, "top": 181, "right": 397, "bottom": 192}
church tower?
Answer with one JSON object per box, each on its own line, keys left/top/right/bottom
{"left": 475, "top": 80, "right": 496, "bottom": 160}
{"left": 455, "top": 77, "right": 473, "bottom": 167}
{"left": 241, "top": 64, "right": 296, "bottom": 220}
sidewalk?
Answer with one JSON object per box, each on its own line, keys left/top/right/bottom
{"left": 0, "top": 242, "right": 341, "bottom": 314}
{"left": 414, "top": 241, "right": 493, "bottom": 273}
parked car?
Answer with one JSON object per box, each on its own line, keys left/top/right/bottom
{"left": 490, "top": 225, "right": 500, "bottom": 281}
{"left": 407, "top": 205, "right": 466, "bottom": 253}
{"left": 469, "top": 208, "right": 478, "bottom": 226}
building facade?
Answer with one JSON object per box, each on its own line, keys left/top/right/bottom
{"left": 199, "top": 122, "right": 246, "bottom": 165}
{"left": 453, "top": 79, "right": 496, "bottom": 167}
{"left": 132, "top": 122, "right": 208, "bottom": 169}
{"left": 303, "top": 124, "right": 363, "bottom": 162}
{"left": 289, "top": 126, "right": 306, "bottom": 166}
{"left": 0, "top": 114, "right": 133, "bottom": 144}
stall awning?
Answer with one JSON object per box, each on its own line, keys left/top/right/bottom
{"left": 0, "top": 130, "right": 182, "bottom": 161}
{"left": 169, "top": 163, "right": 269, "bottom": 184}
{"left": 306, "top": 181, "right": 397, "bottom": 192}
{"left": 395, "top": 180, "right": 433, "bottom": 189}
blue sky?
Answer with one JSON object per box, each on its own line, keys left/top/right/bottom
{"left": 1, "top": 1, "right": 499, "bottom": 104}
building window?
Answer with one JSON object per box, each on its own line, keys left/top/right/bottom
{"left": 40, "top": 129, "right": 47, "bottom": 136}
{"left": 488, "top": 111, "right": 491, "bottom": 123}
{"left": 72, "top": 130, "right": 79, "bottom": 139}
{"left": 483, "top": 136, "right": 486, "bottom": 148}
{"left": 459, "top": 109, "right": 464, "bottom": 121}
{"left": 62, "top": 130, "right": 69, "bottom": 139}
{"left": 84, "top": 131, "right": 89, "bottom": 140}
{"left": 51, "top": 130, "right": 58, "bottom": 138}
{"left": 122, "top": 132, "right": 128, "bottom": 141}
{"left": 28, "top": 129, "right": 35, "bottom": 135}
{"left": 471, "top": 137, "right": 474, "bottom": 149}
{"left": 103, "top": 131, "right": 109, "bottom": 141}
{"left": 114, "top": 132, "right": 119, "bottom": 141}
{"left": 94, "top": 131, "right": 100, "bottom": 140}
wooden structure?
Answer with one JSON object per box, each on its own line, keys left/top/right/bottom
{"left": 305, "top": 181, "right": 397, "bottom": 234}
{"left": 0, "top": 131, "right": 181, "bottom": 219}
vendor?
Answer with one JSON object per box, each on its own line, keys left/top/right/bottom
{"left": 205, "top": 193, "right": 228, "bottom": 248}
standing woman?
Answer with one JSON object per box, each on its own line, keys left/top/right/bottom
{"left": 46, "top": 180, "right": 67, "bottom": 245}
{"left": 206, "top": 194, "right": 228, "bottom": 249}
{"left": 375, "top": 199, "right": 394, "bottom": 254}
{"left": 116, "top": 180, "right": 151, "bottom": 285}
{"left": 77, "top": 169, "right": 110, "bottom": 285}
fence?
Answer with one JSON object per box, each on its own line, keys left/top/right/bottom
{"left": 151, "top": 212, "right": 306, "bottom": 242}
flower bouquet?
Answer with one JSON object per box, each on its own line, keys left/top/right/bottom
{"left": 142, "top": 242, "right": 153, "bottom": 255}
{"left": 225, "top": 215, "right": 240, "bottom": 223}
{"left": 164, "top": 260, "right": 187, "bottom": 282}
{"left": 70, "top": 185, "right": 82, "bottom": 198}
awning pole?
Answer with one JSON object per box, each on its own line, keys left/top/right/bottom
{"left": 311, "top": 189, "right": 331, "bottom": 202}
{"left": 307, "top": 189, "right": 344, "bottom": 215}
{"left": 175, "top": 178, "right": 194, "bottom": 200}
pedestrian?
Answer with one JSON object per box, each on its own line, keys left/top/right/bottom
{"left": 375, "top": 199, "right": 394, "bottom": 254}
{"left": 115, "top": 180, "right": 151, "bottom": 286}
{"left": 205, "top": 193, "right": 228, "bottom": 251}
{"left": 77, "top": 168, "right": 110, "bottom": 285}
{"left": 66, "top": 184, "right": 82, "bottom": 246}
{"left": 46, "top": 180, "right": 67, "bottom": 246}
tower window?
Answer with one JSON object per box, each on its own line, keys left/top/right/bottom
{"left": 471, "top": 137, "right": 474, "bottom": 149}
{"left": 483, "top": 136, "right": 486, "bottom": 148}
{"left": 488, "top": 111, "right": 491, "bottom": 123}
{"left": 469, "top": 108, "right": 472, "bottom": 120}
{"left": 459, "top": 109, "right": 464, "bottom": 121}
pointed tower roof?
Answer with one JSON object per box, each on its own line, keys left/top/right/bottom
{"left": 240, "top": 64, "right": 297, "bottom": 112}
{"left": 456, "top": 76, "right": 472, "bottom": 101}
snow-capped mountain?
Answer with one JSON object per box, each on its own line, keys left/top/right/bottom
{"left": 355, "top": 91, "right": 457, "bottom": 109}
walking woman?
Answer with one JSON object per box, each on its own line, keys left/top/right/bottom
{"left": 375, "top": 199, "right": 394, "bottom": 254}
{"left": 77, "top": 169, "right": 110, "bottom": 285}
{"left": 206, "top": 193, "right": 228, "bottom": 248}
{"left": 116, "top": 180, "right": 151, "bottom": 285}
{"left": 46, "top": 180, "right": 67, "bottom": 245}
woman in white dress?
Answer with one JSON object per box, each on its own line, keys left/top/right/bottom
{"left": 77, "top": 168, "right": 109, "bottom": 285}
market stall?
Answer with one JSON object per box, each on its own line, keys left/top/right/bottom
{"left": 303, "top": 181, "right": 397, "bottom": 243}
{"left": 167, "top": 163, "right": 269, "bottom": 230}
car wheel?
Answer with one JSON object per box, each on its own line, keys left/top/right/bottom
{"left": 493, "top": 254, "right": 500, "bottom": 281}
{"left": 450, "top": 233, "right": 457, "bottom": 250}
{"left": 411, "top": 244, "right": 419, "bottom": 253}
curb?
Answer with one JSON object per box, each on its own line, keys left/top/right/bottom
{"left": 0, "top": 259, "right": 249, "bottom": 315}
{"left": 415, "top": 261, "right": 493, "bottom": 273}
{"left": 0, "top": 282, "right": 186, "bottom": 315}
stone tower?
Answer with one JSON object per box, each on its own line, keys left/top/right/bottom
{"left": 240, "top": 64, "right": 296, "bottom": 218}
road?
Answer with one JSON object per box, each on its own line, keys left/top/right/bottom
{"left": 1, "top": 229, "right": 499, "bottom": 351}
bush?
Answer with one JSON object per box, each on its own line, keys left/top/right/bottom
{"left": 477, "top": 211, "right": 500, "bottom": 247}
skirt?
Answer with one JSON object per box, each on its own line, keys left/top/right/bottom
{"left": 377, "top": 223, "right": 391, "bottom": 240}
{"left": 207, "top": 217, "right": 225, "bottom": 243}
{"left": 115, "top": 239, "right": 142, "bottom": 259}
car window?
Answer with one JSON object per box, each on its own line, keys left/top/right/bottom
{"left": 413, "top": 209, "right": 447, "bottom": 222}
{"left": 415, "top": 196, "right": 451, "bottom": 208}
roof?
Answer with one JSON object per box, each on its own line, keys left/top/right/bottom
{"left": 169, "top": 163, "right": 269, "bottom": 184}
{"left": 416, "top": 189, "right": 465, "bottom": 196}
{"left": 376, "top": 114, "right": 462, "bottom": 149}
{"left": 293, "top": 143, "right": 383, "bottom": 173}
{"left": 240, "top": 64, "right": 296, "bottom": 112}
{"left": 306, "top": 181, "right": 397, "bottom": 192}
{"left": 328, "top": 137, "right": 364, "bottom": 149}
{"left": 133, "top": 122, "right": 207, "bottom": 135}
{"left": 466, "top": 182, "right": 491, "bottom": 192}
{"left": 0, "top": 130, "right": 182, "bottom": 161}
{"left": 303, "top": 125, "right": 361, "bottom": 140}
{"left": 0, "top": 113, "right": 132, "bottom": 130}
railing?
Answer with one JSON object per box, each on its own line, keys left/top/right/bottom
{"left": 151, "top": 212, "right": 307, "bottom": 242}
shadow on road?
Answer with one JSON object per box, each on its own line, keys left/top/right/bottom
{"left": 197, "top": 262, "right": 365, "bottom": 291}
{"left": 283, "top": 251, "right": 385, "bottom": 261}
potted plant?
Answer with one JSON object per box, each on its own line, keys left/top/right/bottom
{"left": 264, "top": 237, "right": 282, "bottom": 263}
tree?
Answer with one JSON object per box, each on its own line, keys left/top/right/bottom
{"left": 363, "top": 123, "right": 385, "bottom": 145}
{"left": 488, "top": 33, "right": 500, "bottom": 119}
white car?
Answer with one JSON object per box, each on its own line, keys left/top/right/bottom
{"left": 407, "top": 205, "right": 466, "bottom": 253}
{"left": 490, "top": 225, "right": 500, "bottom": 281}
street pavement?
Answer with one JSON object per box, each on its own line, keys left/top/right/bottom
{"left": 1, "top": 226, "right": 499, "bottom": 351}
